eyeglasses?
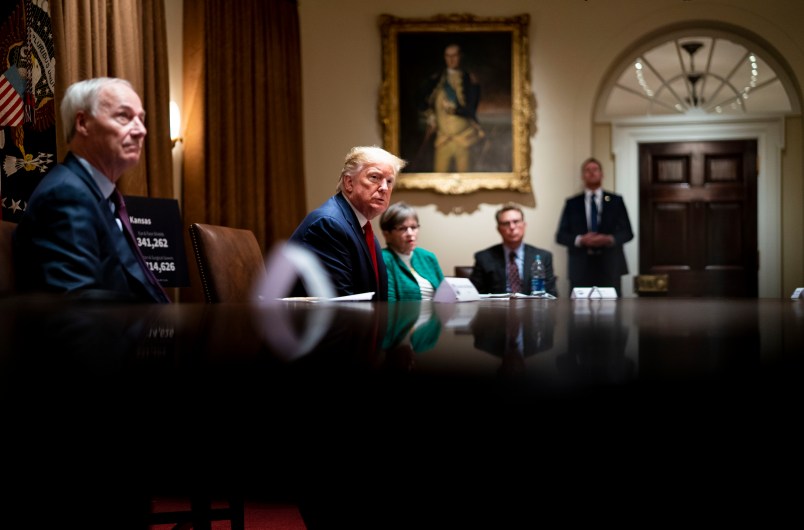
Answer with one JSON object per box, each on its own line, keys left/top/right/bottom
{"left": 393, "top": 224, "right": 420, "bottom": 232}
{"left": 497, "top": 219, "right": 523, "bottom": 227}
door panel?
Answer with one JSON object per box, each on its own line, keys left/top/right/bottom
{"left": 639, "top": 140, "right": 758, "bottom": 297}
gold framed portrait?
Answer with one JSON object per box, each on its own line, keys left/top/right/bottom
{"left": 378, "top": 13, "right": 535, "bottom": 194}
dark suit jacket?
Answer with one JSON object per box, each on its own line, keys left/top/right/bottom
{"left": 469, "top": 243, "right": 558, "bottom": 297}
{"left": 555, "top": 190, "right": 634, "bottom": 295}
{"left": 289, "top": 193, "right": 388, "bottom": 301}
{"left": 12, "top": 152, "right": 167, "bottom": 303}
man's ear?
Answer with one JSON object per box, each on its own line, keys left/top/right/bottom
{"left": 74, "top": 111, "right": 89, "bottom": 137}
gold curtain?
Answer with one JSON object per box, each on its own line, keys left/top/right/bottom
{"left": 50, "top": 0, "right": 173, "bottom": 198}
{"left": 182, "top": 0, "right": 306, "bottom": 252}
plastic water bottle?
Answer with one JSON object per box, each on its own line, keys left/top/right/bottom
{"left": 530, "top": 254, "right": 546, "bottom": 296}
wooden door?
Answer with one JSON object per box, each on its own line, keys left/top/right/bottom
{"left": 638, "top": 140, "right": 758, "bottom": 297}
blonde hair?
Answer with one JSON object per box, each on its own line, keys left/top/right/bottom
{"left": 335, "top": 146, "right": 407, "bottom": 192}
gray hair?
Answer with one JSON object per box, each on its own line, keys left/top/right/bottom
{"left": 494, "top": 203, "right": 525, "bottom": 224}
{"left": 61, "top": 77, "right": 135, "bottom": 144}
{"left": 335, "top": 145, "right": 407, "bottom": 192}
{"left": 380, "top": 201, "right": 419, "bottom": 232}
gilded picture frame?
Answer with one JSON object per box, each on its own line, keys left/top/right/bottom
{"left": 378, "top": 13, "right": 535, "bottom": 194}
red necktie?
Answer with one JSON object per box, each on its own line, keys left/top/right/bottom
{"left": 112, "top": 189, "right": 170, "bottom": 302}
{"left": 507, "top": 251, "right": 521, "bottom": 294}
{"left": 364, "top": 221, "right": 379, "bottom": 287}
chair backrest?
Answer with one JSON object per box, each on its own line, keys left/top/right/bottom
{"left": 0, "top": 220, "right": 17, "bottom": 297}
{"left": 188, "top": 222, "right": 265, "bottom": 303}
{"left": 454, "top": 265, "right": 474, "bottom": 279}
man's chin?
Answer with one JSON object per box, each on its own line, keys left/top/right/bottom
{"left": 119, "top": 156, "right": 142, "bottom": 172}
{"left": 369, "top": 203, "right": 388, "bottom": 217}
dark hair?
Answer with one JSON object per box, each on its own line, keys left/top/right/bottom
{"left": 380, "top": 202, "right": 418, "bottom": 232}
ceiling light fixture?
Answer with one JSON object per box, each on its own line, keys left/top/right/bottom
{"left": 681, "top": 41, "right": 704, "bottom": 107}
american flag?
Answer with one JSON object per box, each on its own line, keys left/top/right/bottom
{"left": 0, "top": 67, "right": 25, "bottom": 127}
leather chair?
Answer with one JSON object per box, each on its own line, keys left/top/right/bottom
{"left": 189, "top": 222, "right": 266, "bottom": 303}
{"left": 146, "top": 222, "right": 261, "bottom": 527}
{"left": 454, "top": 265, "right": 474, "bottom": 279}
{"left": 0, "top": 220, "right": 17, "bottom": 296}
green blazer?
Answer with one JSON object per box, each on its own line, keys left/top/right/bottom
{"left": 382, "top": 247, "right": 445, "bottom": 301}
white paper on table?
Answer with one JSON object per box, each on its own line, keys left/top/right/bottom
{"left": 330, "top": 292, "right": 374, "bottom": 301}
{"left": 280, "top": 291, "right": 375, "bottom": 302}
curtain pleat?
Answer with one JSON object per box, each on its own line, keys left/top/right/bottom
{"left": 140, "top": 0, "right": 174, "bottom": 199}
{"left": 182, "top": 0, "right": 306, "bottom": 253}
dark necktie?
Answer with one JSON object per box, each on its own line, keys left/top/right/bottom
{"left": 590, "top": 193, "right": 599, "bottom": 232}
{"left": 364, "top": 221, "right": 379, "bottom": 288}
{"left": 111, "top": 189, "right": 170, "bottom": 302}
{"left": 507, "top": 251, "right": 521, "bottom": 294}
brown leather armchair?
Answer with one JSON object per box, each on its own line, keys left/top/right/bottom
{"left": 188, "top": 222, "right": 266, "bottom": 303}
{"left": 454, "top": 266, "right": 474, "bottom": 279}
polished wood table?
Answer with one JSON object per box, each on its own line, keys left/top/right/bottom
{"left": 1, "top": 295, "right": 800, "bottom": 527}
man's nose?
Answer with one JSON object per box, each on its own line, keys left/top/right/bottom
{"left": 131, "top": 117, "right": 147, "bottom": 136}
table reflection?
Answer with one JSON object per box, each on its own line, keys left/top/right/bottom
{"left": 3, "top": 296, "right": 801, "bottom": 387}
{"left": 557, "top": 299, "right": 635, "bottom": 385}
{"left": 382, "top": 301, "right": 441, "bottom": 371}
{"left": 2, "top": 294, "right": 801, "bottom": 529}
{"left": 469, "top": 299, "right": 557, "bottom": 377}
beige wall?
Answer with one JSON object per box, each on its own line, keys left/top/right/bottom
{"left": 166, "top": 0, "right": 804, "bottom": 297}
{"left": 297, "top": 0, "right": 804, "bottom": 297}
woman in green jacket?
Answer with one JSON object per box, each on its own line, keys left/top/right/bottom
{"left": 380, "top": 202, "right": 444, "bottom": 301}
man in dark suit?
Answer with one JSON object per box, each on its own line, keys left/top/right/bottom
{"left": 13, "top": 77, "right": 169, "bottom": 303}
{"left": 555, "top": 157, "right": 634, "bottom": 296}
{"left": 469, "top": 204, "right": 558, "bottom": 297}
{"left": 289, "top": 145, "right": 406, "bottom": 300}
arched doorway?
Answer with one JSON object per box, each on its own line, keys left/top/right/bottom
{"left": 596, "top": 24, "right": 799, "bottom": 297}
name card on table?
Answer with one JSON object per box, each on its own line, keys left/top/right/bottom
{"left": 571, "top": 286, "right": 618, "bottom": 299}
{"left": 792, "top": 287, "right": 804, "bottom": 299}
{"left": 434, "top": 277, "right": 480, "bottom": 303}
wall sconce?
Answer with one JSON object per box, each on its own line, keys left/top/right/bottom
{"left": 169, "top": 100, "right": 183, "bottom": 147}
